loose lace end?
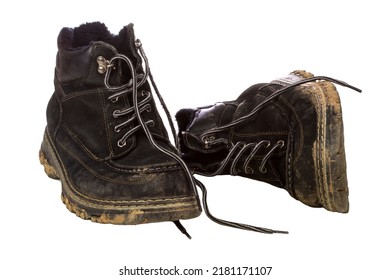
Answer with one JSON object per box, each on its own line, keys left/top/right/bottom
{"left": 173, "top": 220, "right": 192, "bottom": 239}
{"left": 195, "top": 179, "right": 288, "bottom": 235}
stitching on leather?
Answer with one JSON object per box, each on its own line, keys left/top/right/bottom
{"left": 100, "top": 91, "right": 114, "bottom": 154}
{"left": 232, "top": 131, "right": 289, "bottom": 137}
{"left": 46, "top": 129, "right": 191, "bottom": 206}
{"left": 57, "top": 140, "right": 152, "bottom": 185}
{"left": 287, "top": 124, "right": 294, "bottom": 195}
{"left": 61, "top": 88, "right": 101, "bottom": 102}
{"left": 61, "top": 122, "right": 100, "bottom": 160}
{"left": 75, "top": 193, "right": 196, "bottom": 207}
{"left": 279, "top": 95, "right": 304, "bottom": 164}
{"left": 66, "top": 195, "right": 199, "bottom": 210}
{"left": 259, "top": 177, "right": 281, "bottom": 182}
{"left": 106, "top": 162, "right": 181, "bottom": 173}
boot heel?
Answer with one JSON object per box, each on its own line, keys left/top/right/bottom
{"left": 39, "top": 149, "right": 59, "bottom": 180}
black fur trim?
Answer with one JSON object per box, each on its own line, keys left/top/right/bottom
{"left": 57, "top": 22, "right": 141, "bottom": 74}
{"left": 58, "top": 22, "right": 112, "bottom": 49}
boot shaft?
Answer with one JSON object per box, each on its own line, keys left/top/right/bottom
{"left": 48, "top": 22, "right": 171, "bottom": 161}
{"left": 56, "top": 22, "right": 142, "bottom": 88}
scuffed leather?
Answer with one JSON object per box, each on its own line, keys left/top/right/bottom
{"left": 176, "top": 71, "right": 331, "bottom": 208}
{"left": 46, "top": 22, "right": 199, "bottom": 203}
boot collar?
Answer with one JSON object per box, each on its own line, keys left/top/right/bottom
{"left": 56, "top": 22, "right": 143, "bottom": 84}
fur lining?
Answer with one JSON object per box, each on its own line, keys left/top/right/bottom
{"left": 58, "top": 22, "right": 112, "bottom": 49}
{"left": 72, "top": 22, "right": 112, "bottom": 48}
{"left": 58, "top": 22, "right": 134, "bottom": 53}
{"left": 57, "top": 22, "right": 139, "bottom": 68}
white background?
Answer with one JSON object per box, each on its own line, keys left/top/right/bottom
{"left": 1, "top": 0, "right": 389, "bottom": 279}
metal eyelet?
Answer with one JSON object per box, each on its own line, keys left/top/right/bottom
{"left": 231, "top": 168, "right": 240, "bottom": 176}
{"left": 135, "top": 39, "right": 142, "bottom": 48}
{"left": 117, "top": 140, "right": 126, "bottom": 148}
{"left": 245, "top": 167, "right": 254, "bottom": 175}
{"left": 97, "top": 56, "right": 115, "bottom": 74}
{"left": 257, "top": 140, "right": 271, "bottom": 149}
{"left": 114, "top": 126, "right": 121, "bottom": 133}
{"left": 146, "top": 104, "right": 152, "bottom": 112}
{"left": 97, "top": 56, "right": 107, "bottom": 74}
{"left": 202, "top": 135, "right": 215, "bottom": 149}
{"left": 112, "top": 110, "right": 120, "bottom": 118}
{"left": 110, "top": 97, "right": 119, "bottom": 103}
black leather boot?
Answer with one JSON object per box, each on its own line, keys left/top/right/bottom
{"left": 176, "top": 70, "right": 361, "bottom": 213}
{"left": 39, "top": 22, "right": 201, "bottom": 229}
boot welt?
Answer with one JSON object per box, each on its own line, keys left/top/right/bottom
{"left": 39, "top": 130, "right": 201, "bottom": 225}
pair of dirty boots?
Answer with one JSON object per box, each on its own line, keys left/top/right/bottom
{"left": 40, "top": 22, "right": 361, "bottom": 237}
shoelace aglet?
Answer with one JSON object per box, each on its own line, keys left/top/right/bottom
{"left": 272, "top": 229, "right": 289, "bottom": 234}
{"left": 173, "top": 220, "right": 192, "bottom": 239}
{"left": 318, "top": 76, "right": 362, "bottom": 93}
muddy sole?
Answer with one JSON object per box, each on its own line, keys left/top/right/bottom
{"left": 311, "top": 80, "right": 349, "bottom": 213}
{"left": 39, "top": 129, "right": 201, "bottom": 225}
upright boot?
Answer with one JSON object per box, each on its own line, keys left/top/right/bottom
{"left": 176, "top": 70, "right": 361, "bottom": 213}
{"left": 39, "top": 22, "right": 201, "bottom": 229}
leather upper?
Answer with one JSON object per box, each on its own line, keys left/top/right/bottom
{"left": 46, "top": 22, "right": 198, "bottom": 202}
{"left": 176, "top": 71, "right": 327, "bottom": 207}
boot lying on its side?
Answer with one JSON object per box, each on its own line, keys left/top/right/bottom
{"left": 177, "top": 70, "right": 361, "bottom": 213}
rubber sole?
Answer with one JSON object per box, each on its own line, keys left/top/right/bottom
{"left": 309, "top": 80, "right": 349, "bottom": 213}
{"left": 39, "top": 130, "right": 201, "bottom": 225}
